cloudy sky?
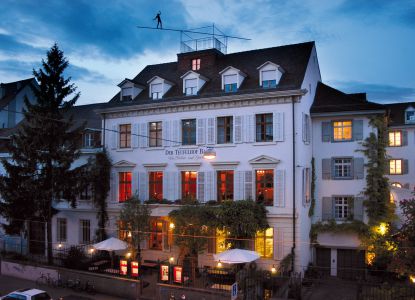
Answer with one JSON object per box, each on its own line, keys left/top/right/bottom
{"left": 0, "top": 0, "right": 414, "bottom": 105}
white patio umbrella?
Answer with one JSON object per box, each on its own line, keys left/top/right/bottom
{"left": 213, "top": 249, "right": 260, "bottom": 264}
{"left": 93, "top": 237, "right": 128, "bottom": 251}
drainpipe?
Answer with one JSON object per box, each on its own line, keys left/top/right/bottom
{"left": 291, "top": 97, "right": 296, "bottom": 274}
{"left": 102, "top": 113, "right": 106, "bottom": 149}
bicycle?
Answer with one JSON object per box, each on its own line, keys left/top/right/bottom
{"left": 36, "top": 272, "right": 55, "bottom": 287}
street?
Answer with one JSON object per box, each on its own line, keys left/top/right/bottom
{"left": 0, "top": 275, "right": 126, "bottom": 300}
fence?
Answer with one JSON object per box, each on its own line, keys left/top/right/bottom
{"left": 357, "top": 282, "right": 415, "bottom": 300}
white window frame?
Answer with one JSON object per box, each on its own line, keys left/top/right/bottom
{"left": 388, "top": 130, "right": 402, "bottom": 147}
{"left": 57, "top": 218, "right": 67, "bottom": 242}
{"left": 184, "top": 78, "right": 198, "bottom": 96}
{"left": 83, "top": 132, "right": 94, "bottom": 148}
{"left": 333, "top": 158, "right": 352, "bottom": 179}
{"left": 192, "top": 58, "right": 201, "bottom": 71}
{"left": 151, "top": 83, "right": 163, "bottom": 99}
{"left": 389, "top": 159, "right": 402, "bottom": 175}
{"left": 334, "top": 196, "right": 350, "bottom": 220}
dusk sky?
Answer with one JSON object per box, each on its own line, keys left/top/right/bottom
{"left": 0, "top": 0, "right": 414, "bottom": 105}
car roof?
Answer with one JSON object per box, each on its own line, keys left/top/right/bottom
{"left": 15, "top": 288, "right": 47, "bottom": 296}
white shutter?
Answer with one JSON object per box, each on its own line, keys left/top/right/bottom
{"left": 197, "top": 119, "right": 206, "bottom": 145}
{"left": 245, "top": 115, "right": 255, "bottom": 143}
{"left": 274, "top": 169, "right": 285, "bottom": 207}
{"left": 139, "top": 172, "right": 148, "bottom": 201}
{"left": 205, "top": 171, "right": 214, "bottom": 201}
{"left": 262, "top": 70, "right": 275, "bottom": 81}
{"left": 234, "top": 116, "right": 243, "bottom": 143}
{"left": 132, "top": 171, "right": 139, "bottom": 197}
{"left": 172, "top": 120, "right": 181, "bottom": 147}
{"left": 162, "top": 121, "right": 170, "bottom": 147}
{"left": 197, "top": 172, "right": 205, "bottom": 202}
{"left": 207, "top": 117, "right": 216, "bottom": 145}
{"left": 110, "top": 172, "right": 117, "bottom": 203}
{"left": 224, "top": 74, "right": 237, "bottom": 84}
{"left": 139, "top": 123, "right": 149, "bottom": 148}
{"left": 234, "top": 171, "right": 243, "bottom": 200}
{"left": 174, "top": 172, "right": 180, "bottom": 200}
{"left": 132, "top": 123, "right": 139, "bottom": 148}
{"left": 273, "top": 112, "right": 284, "bottom": 142}
{"left": 274, "top": 228, "right": 284, "bottom": 260}
{"left": 302, "top": 113, "right": 306, "bottom": 143}
{"left": 244, "top": 171, "right": 253, "bottom": 200}
{"left": 110, "top": 125, "right": 117, "bottom": 149}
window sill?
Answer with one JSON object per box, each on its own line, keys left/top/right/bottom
{"left": 116, "top": 148, "right": 133, "bottom": 152}
{"left": 253, "top": 142, "right": 277, "bottom": 146}
{"left": 179, "top": 145, "right": 198, "bottom": 149}
{"left": 214, "top": 143, "right": 236, "bottom": 148}
{"left": 331, "top": 139, "right": 353, "bottom": 143}
{"left": 332, "top": 177, "right": 354, "bottom": 180}
{"left": 387, "top": 145, "right": 403, "bottom": 148}
{"left": 389, "top": 173, "right": 403, "bottom": 176}
{"left": 146, "top": 147, "right": 164, "bottom": 151}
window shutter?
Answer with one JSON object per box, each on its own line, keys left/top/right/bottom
{"left": 132, "top": 123, "right": 139, "bottom": 148}
{"left": 197, "top": 118, "right": 206, "bottom": 145}
{"left": 274, "top": 227, "right": 284, "bottom": 261}
{"left": 139, "top": 172, "right": 148, "bottom": 202}
{"left": 302, "top": 113, "right": 307, "bottom": 143}
{"left": 275, "top": 170, "right": 285, "bottom": 207}
{"left": 354, "top": 158, "right": 364, "bottom": 179}
{"left": 110, "top": 172, "right": 117, "bottom": 203}
{"left": 224, "top": 74, "right": 237, "bottom": 85}
{"left": 132, "top": 171, "right": 139, "bottom": 196}
{"left": 206, "top": 117, "right": 215, "bottom": 145}
{"left": 168, "top": 171, "right": 180, "bottom": 201}
{"left": 245, "top": 115, "right": 255, "bottom": 143}
{"left": 172, "top": 120, "right": 181, "bottom": 147}
{"left": 321, "top": 122, "right": 332, "bottom": 142}
{"left": 162, "top": 121, "right": 170, "bottom": 147}
{"left": 352, "top": 120, "right": 364, "bottom": 141}
{"left": 262, "top": 70, "right": 275, "bottom": 81}
{"left": 234, "top": 116, "right": 243, "bottom": 143}
{"left": 302, "top": 168, "right": 306, "bottom": 206}
{"left": 322, "top": 197, "right": 332, "bottom": 221}
{"left": 162, "top": 172, "right": 167, "bottom": 200}
{"left": 205, "top": 171, "right": 214, "bottom": 201}
{"left": 234, "top": 171, "right": 243, "bottom": 200}
{"left": 353, "top": 197, "right": 364, "bottom": 221}
{"left": 402, "top": 130, "right": 408, "bottom": 146}
{"left": 322, "top": 159, "right": 331, "bottom": 180}
{"left": 197, "top": 172, "right": 205, "bottom": 202}
{"left": 244, "top": 171, "right": 253, "bottom": 200}
{"left": 162, "top": 221, "right": 170, "bottom": 251}
{"left": 273, "top": 112, "right": 284, "bottom": 142}
{"left": 139, "top": 123, "right": 148, "bottom": 148}
{"left": 175, "top": 172, "right": 181, "bottom": 201}
{"left": 110, "top": 125, "right": 117, "bottom": 149}
{"left": 403, "top": 159, "right": 409, "bottom": 174}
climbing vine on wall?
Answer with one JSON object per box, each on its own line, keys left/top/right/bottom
{"left": 308, "top": 157, "right": 316, "bottom": 217}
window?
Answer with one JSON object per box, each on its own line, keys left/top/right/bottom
{"left": 182, "top": 119, "right": 196, "bottom": 145}
{"left": 80, "top": 219, "right": 91, "bottom": 244}
{"left": 149, "top": 121, "right": 162, "bottom": 147}
{"left": 256, "top": 113, "right": 273, "bottom": 142}
{"left": 192, "top": 58, "right": 201, "bottom": 71}
{"left": 224, "top": 74, "right": 237, "bottom": 92}
{"left": 333, "top": 158, "right": 352, "bottom": 178}
{"left": 333, "top": 121, "right": 352, "bottom": 141}
{"left": 256, "top": 170, "right": 274, "bottom": 206}
{"left": 389, "top": 159, "right": 402, "bottom": 175}
{"left": 261, "top": 70, "right": 277, "bottom": 88}
{"left": 334, "top": 197, "right": 351, "bottom": 220}
{"left": 217, "top": 116, "right": 233, "bottom": 144}
{"left": 83, "top": 132, "right": 94, "bottom": 148}
{"left": 119, "top": 172, "right": 132, "bottom": 202}
{"left": 388, "top": 131, "right": 402, "bottom": 147}
{"left": 149, "top": 171, "right": 163, "bottom": 201}
{"left": 149, "top": 219, "right": 163, "bottom": 250}
{"left": 217, "top": 170, "right": 234, "bottom": 201}
{"left": 184, "top": 78, "right": 197, "bottom": 96}
{"left": 405, "top": 110, "right": 415, "bottom": 123}
{"left": 390, "top": 192, "right": 395, "bottom": 204}
{"left": 57, "top": 218, "right": 67, "bottom": 242}
{"left": 181, "top": 171, "right": 197, "bottom": 200}
{"left": 151, "top": 83, "right": 162, "bottom": 99}
{"left": 119, "top": 124, "right": 131, "bottom": 148}
{"left": 255, "top": 228, "right": 273, "bottom": 258}
{"left": 121, "top": 87, "right": 132, "bottom": 101}
{"left": 79, "top": 184, "right": 92, "bottom": 200}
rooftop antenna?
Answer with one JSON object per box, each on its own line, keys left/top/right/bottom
{"left": 137, "top": 22, "right": 250, "bottom": 54}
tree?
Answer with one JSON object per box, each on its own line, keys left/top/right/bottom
{"left": 0, "top": 44, "right": 84, "bottom": 264}
{"left": 217, "top": 200, "right": 269, "bottom": 249}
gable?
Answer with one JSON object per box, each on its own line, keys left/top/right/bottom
{"left": 249, "top": 155, "right": 280, "bottom": 165}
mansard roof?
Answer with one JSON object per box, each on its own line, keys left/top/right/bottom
{"left": 107, "top": 41, "right": 315, "bottom": 107}
{"left": 385, "top": 102, "right": 415, "bottom": 126}
{"left": 311, "top": 82, "right": 384, "bottom": 114}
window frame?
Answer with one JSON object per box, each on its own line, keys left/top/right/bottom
{"left": 332, "top": 120, "right": 352, "bottom": 142}
{"left": 389, "top": 159, "right": 403, "bottom": 175}
{"left": 181, "top": 119, "right": 196, "bottom": 145}
{"left": 80, "top": 219, "right": 91, "bottom": 244}
{"left": 83, "top": 132, "right": 94, "bottom": 148}
{"left": 217, "top": 170, "right": 234, "bottom": 202}
{"left": 255, "top": 169, "right": 274, "bottom": 206}
{"left": 151, "top": 83, "right": 162, "bottom": 99}
{"left": 333, "top": 157, "right": 353, "bottom": 179}
{"left": 224, "top": 83, "right": 237, "bottom": 93}
{"left": 262, "top": 79, "right": 277, "bottom": 89}
{"left": 217, "top": 116, "right": 233, "bottom": 144}
{"left": 388, "top": 130, "right": 402, "bottom": 147}
{"left": 149, "top": 121, "right": 162, "bottom": 147}
{"left": 57, "top": 218, "right": 67, "bottom": 242}
{"left": 181, "top": 171, "right": 197, "bottom": 200}
{"left": 405, "top": 110, "right": 415, "bottom": 123}
{"left": 256, "top": 113, "right": 273, "bottom": 142}
{"left": 149, "top": 171, "right": 163, "bottom": 201}
{"left": 333, "top": 196, "right": 352, "bottom": 220}
{"left": 118, "top": 171, "right": 132, "bottom": 202}
{"left": 121, "top": 87, "right": 133, "bottom": 101}
{"left": 255, "top": 228, "right": 273, "bottom": 258}
{"left": 191, "top": 58, "right": 201, "bottom": 71}
{"left": 119, "top": 124, "right": 131, "bottom": 148}
{"left": 149, "top": 219, "right": 164, "bottom": 250}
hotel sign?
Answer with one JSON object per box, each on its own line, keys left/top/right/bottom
{"left": 165, "top": 147, "right": 208, "bottom": 160}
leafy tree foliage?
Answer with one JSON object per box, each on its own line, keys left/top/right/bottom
{"left": 0, "top": 44, "right": 83, "bottom": 264}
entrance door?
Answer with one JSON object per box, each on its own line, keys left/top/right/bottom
{"left": 337, "top": 249, "right": 365, "bottom": 280}
{"left": 315, "top": 247, "right": 331, "bottom": 277}
{"left": 29, "top": 220, "right": 45, "bottom": 255}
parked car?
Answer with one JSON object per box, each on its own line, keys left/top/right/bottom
{"left": 0, "top": 288, "right": 52, "bottom": 300}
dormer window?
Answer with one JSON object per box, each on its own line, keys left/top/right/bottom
{"left": 147, "top": 76, "right": 173, "bottom": 100}
{"left": 219, "top": 66, "right": 246, "bottom": 93}
{"left": 192, "top": 59, "right": 201, "bottom": 71}
{"left": 185, "top": 79, "right": 197, "bottom": 95}
{"left": 405, "top": 107, "right": 415, "bottom": 124}
{"left": 257, "top": 61, "right": 284, "bottom": 89}
{"left": 117, "top": 78, "right": 144, "bottom": 101}
{"left": 121, "top": 87, "right": 133, "bottom": 101}
{"left": 151, "top": 83, "right": 162, "bottom": 99}
{"left": 180, "top": 71, "right": 207, "bottom": 96}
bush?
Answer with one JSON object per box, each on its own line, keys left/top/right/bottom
{"left": 63, "top": 246, "right": 88, "bottom": 270}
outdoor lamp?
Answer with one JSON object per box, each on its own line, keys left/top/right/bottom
{"left": 127, "top": 231, "right": 132, "bottom": 238}
{"left": 169, "top": 256, "right": 175, "bottom": 264}
{"left": 169, "top": 223, "right": 175, "bottom": 230}
{"left": 203, "top": 147, "right": 216, "bottom": 160}
{"left": 410, "top": 275, "right": 415, "bottom": 284}
{"left": 89, "top": 248, "right": 95, "bottom": 254}
{"left": 126, "top": 252, "right": 132, "bottom": 258}
{"left": 217, "top": 260, "right": 222, "bottom": 268}
{"left": 271, "top": 265, "right": 277, "bottom": 274}
{"left": 57, "top": 243, "right": 63, "bottom": 249}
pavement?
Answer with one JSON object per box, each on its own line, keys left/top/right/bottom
{"left": 306, "top": 277, "right": 358, "bottom": 300}
{"left": 0, "top": 274, "right": 127, "bottom": 300}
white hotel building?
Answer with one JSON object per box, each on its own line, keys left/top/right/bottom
{"left": 2, "top": 41, "right": 414, "bottom": 277}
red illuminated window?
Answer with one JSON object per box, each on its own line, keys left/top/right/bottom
{"left": 119, "top": 124, "right": 131, "bottom": 148}
{"left": 256, "top": 170, "right": 273, "bottom": 206}
{"left": 191, "top": 58, "right": 201, "bottom": 71}
{"left": 149, "top": 219, "right": 163, "bottom": 250}
{"left": 181, "top": 171, "right": 197, "bottom": 200}
{"left": 119, "top": 172, "right": 132, "bottom": 202}
{"left": 149, "top": 171, "right": 163, "bottom": 201}
{"left": 217, "top": 170, "right": 234, "bottom": 201}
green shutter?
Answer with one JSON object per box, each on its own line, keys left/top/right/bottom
{"left": 322, "top": 197, "right": 332, "bottom": 221}
{"left": 352, "top": 120, "right": 364, "bottom": 141}
{"left": 321, "top": 122, "right": 332, "bottom": 142}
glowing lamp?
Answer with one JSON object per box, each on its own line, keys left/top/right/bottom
{"left": 89, "top": 248, "right": 95, "bottom": 254}
{"left": 271, "top": 265, "right": 277, "bottom": 274}
{"left": 127, "top": 231, "right": 132, "bottom": 238}
{"left": 377, "top": 223, "right": 388, "bottom": 236}
{"left": 410, "top": 275, "right": 415, "bottom": 284}
{"left": 169, "top": 256, "right": 175, "bottom": 264}
{"left": 57, "top": 243, "right": 63, "bottom": 249}
{"left": 169, "top": 223, "right": 175, "bottom": 230}
{"left": 203, "top": 147, "right": 216, "bottom": 160}
{"left": 217, "top": 260, "right": 222, "bottom": 268}
{"left": 126, "top": 252, "right": 131, "bottom": 258}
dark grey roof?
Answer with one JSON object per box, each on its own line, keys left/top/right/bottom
{"left": 0, "top": 78, "right": 36, "bottom": 109}
{"left": 107, "top": 41, "right": 315, "bottom": 107}
{"left": 66, "top": 103, "right": 106, "bottom": 129}
{"left": 311, "top": 82, "right": 385, "bottom": 114}
{"left": 385, "top": 102, "right": 415, "bottom": 126}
